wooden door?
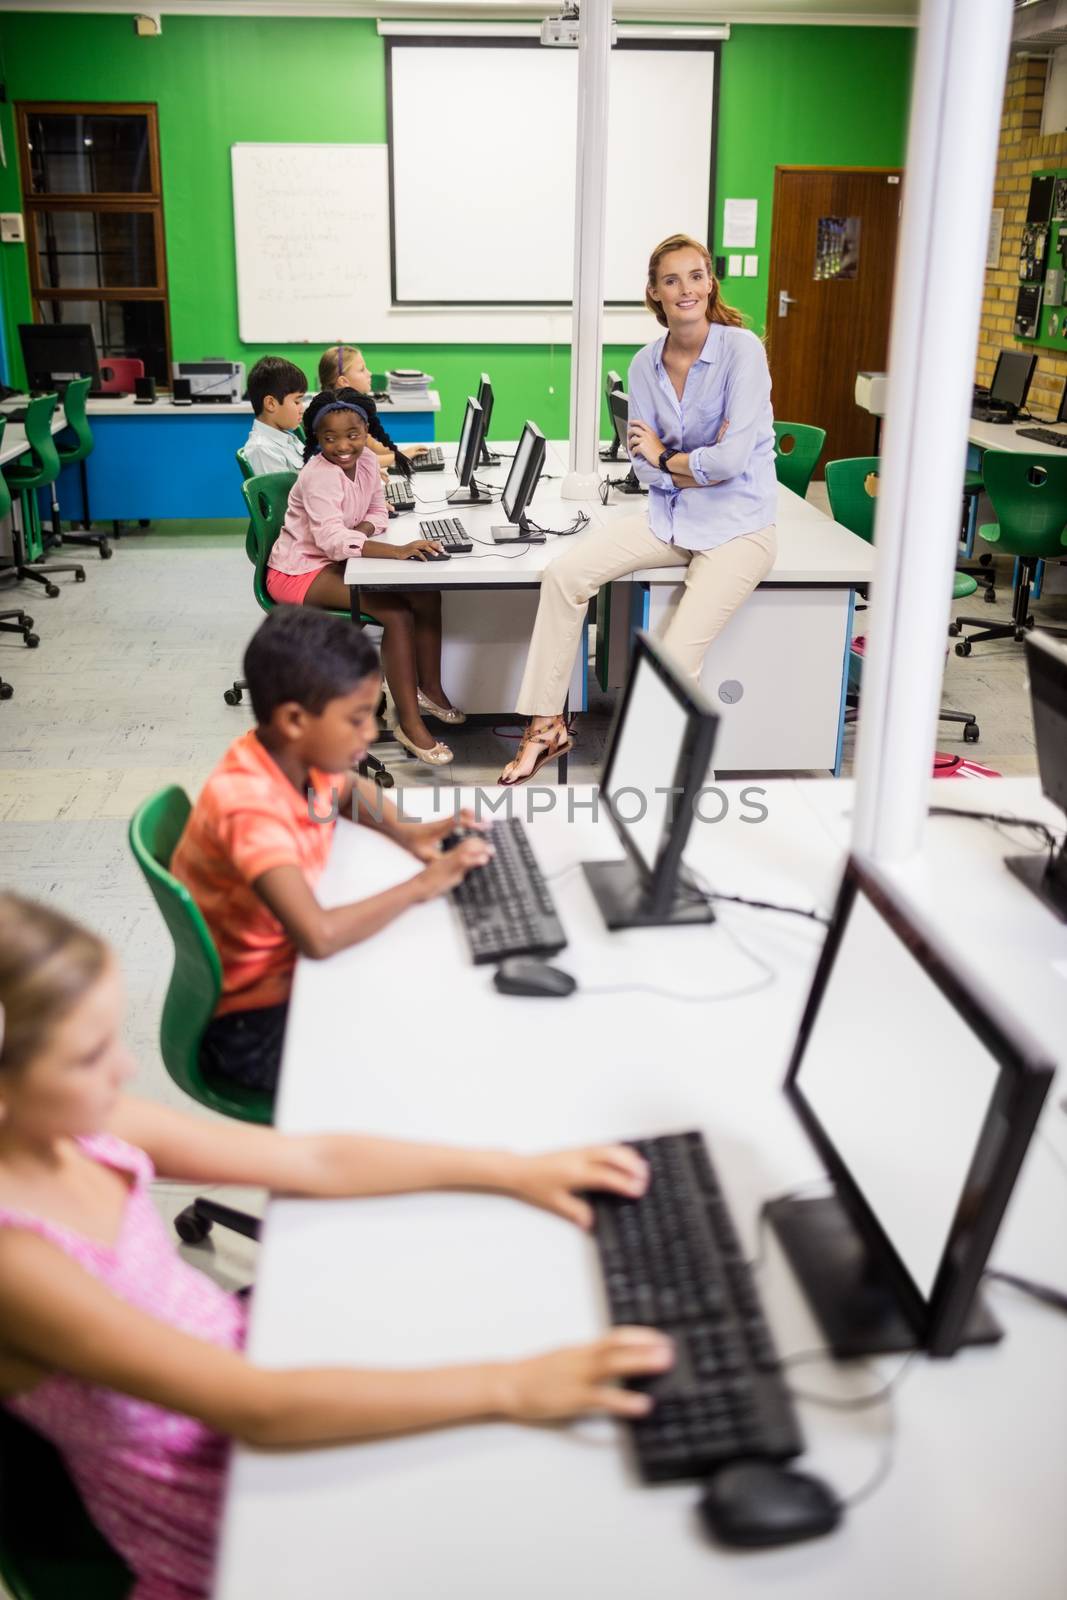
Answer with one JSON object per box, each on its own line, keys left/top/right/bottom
{"left": 766, "top": 167, "right": 902, "bottom": 468}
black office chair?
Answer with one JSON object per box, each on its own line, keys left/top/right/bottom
{"left": 0, "top": 1408, "right": 133, "bottom": 1599}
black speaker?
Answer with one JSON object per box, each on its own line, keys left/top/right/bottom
{"left": 134, "top": 376, "right": 157, "bottom": 404}
{"left": 171, "top": 377, "right": 192, "bottom": 405}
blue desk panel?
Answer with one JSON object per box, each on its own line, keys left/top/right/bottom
{"left": 56, "top": 407, "right": 437, "bottom": 523}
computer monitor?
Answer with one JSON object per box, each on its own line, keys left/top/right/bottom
{"left": 606, "top": 388, "right": 645, "bottom": 495}
{"left": 476, "top": 373, "right": 500, "bottom": 467}
{"left": 989, "top": 349, "right": 1037, "bottom": 416}
{"left": 581, "top": 631, "right": 719, "bottom": 930}
{"left": 490, "top": 421, "right": 546, "bottom": 543}
{"left": 18, "top": 323, "right": 100, "bottom": 395}
{"left": 767, "top": 855, "right": 1053, "bottom": 1358}
{"left": 1005, "top": 631, "right": 1067, "bottom": 920}
{"left": 447, "top": 397, "right": 491, "bottom": 506}
{"left": 1058, "top": 381, "right": 1067, "bottom": 425}
{"left": 600, "top": 370, "right": 624, "bottom": 460}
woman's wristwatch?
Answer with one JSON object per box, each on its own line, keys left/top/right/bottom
{"left": 658, "top": 449, "right": 673, "bottom": 473}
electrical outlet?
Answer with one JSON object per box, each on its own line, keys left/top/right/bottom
{"left": 0, "top": 213, "right": 25, "bottom": 243}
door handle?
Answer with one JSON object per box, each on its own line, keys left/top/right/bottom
{"left": 778, "top": 290, "right": 797, "bottom": 318}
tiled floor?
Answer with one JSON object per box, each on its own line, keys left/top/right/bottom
{"left": 0, "top": 515, "right": 1061, "bottom": 1303}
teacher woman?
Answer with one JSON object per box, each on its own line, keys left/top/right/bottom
{"left": 499, "top": 232, "right": 778, "bottom": 786}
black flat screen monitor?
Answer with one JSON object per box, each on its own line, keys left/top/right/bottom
{"left": 476, "top": 372, "right": 500, "bottom": 466}
{"left": 447, "top": 397, "right": 491, "bottom": 505}
{"left": 609, "top": 388, "right": 629, "bottom": 453}
{"left": 768, "top": 856, "right": 1053, "bottom": 1358}
{"left": 1005, "top": 631, "right": 1067, "bottom": 919}
{"left": 582, "top": 631, "right": 719, "bottom": 930}
{"left": 989, "top": 349, "right": 1037, "bottom": 415}
{"left": 601, "top": 371, "right": 625, "bottom": 460}
{"left": 19, "top": 323, "right": 100, "bottom": 394}
{"left": 491, "top": 421, "right": 546, "bottom": 541}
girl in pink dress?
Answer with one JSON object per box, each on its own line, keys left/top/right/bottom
{"left": 0, "top": 894, "right": 671, "bottom": 1600}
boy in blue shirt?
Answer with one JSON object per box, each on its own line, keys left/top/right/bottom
{"left": 243, "top": 356, "right": 308, "bottom": 475}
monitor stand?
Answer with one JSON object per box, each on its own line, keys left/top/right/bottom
{"left": 765, "top": 1193, "right": 1002, "bottom": 1358}
{"left": 618, "top": 468, "right": 646, "bottom": 495}
{"left": 479, "top": 441, "right": 501, "bottom": 467}
{"left": 490, "top": 513, "right": 545, "bottom": 544}
{"left": 447, "top": 482, "right": 494, "bottom": 506}
{"left": 599, "top": 439, "right": 621, "bottom": 462}
{"left": 1006, "top": 841, "right": 1067, "bottom": 923}
{"left": 581, "top": 858, "right": 715, "bottom": 931}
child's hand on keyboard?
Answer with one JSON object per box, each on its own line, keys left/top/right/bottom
{"left": 507, "top": 1144, "right": 650, "bottom": 1229}
{"left": 496, "top": 1329, "right": 673, "bottom": 1422}
{"left": 415, "top": 835, "right": 493, "bottom": 899}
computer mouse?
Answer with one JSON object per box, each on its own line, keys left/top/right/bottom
{"left": 493, "top": 959, "right": 577, "bottom": 998}
{"left": 387, "top": 505, "right": 399, "bottom": 519}
{"left": 422, "top": 548, "right": 451, "bottom": 562}
{"left": 697, "top": 1462, "right": 842, "bottom": 1548}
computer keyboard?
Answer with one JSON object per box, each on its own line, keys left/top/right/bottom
{"left": 1016, "top": 426, "right": 1067, "bottom": 449}
{"left": 449, "top": 817, "right": 567, "bottom": 964}
{"left": 385, "top": 479, "right": 415, "bottom": 511}
{"left": 591, "top": 1131, "right": 804, "bottom": 1484}
{"left": 1, "top": 407, "right": 28, "bottom": 424}
{"left": 409, "top": 446, "right": 445, "bottom": 472}
{"left": 419, "top": 516, "right": 473, "bottom": 554}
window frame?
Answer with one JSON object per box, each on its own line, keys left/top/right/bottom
{"left": 16, "top": 101, "right": 172, "bottom": 378}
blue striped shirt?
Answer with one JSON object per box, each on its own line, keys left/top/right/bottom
{"left": 627, "top": 323, "right": 777, "bottom": 551}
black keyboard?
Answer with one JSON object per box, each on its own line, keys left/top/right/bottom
{"left": 419, "top": 516, "right": 473, "bottom": 554}
{"left": 449, "top": 817, "right": 566, "bottom": 964}
{"left": 385, "top": 479, "right": 415, "bottom": 511}
{"left": 2, "top": 407, "right": 28, "bottom": 423}
{"left": 971, "top": 406, "right": 1014, "bottom": 424}
{"left": 1016, "top": 426, "right": 1067, "bottom": 449}
{"left": 409, "top": 446, "right": 445, "bottom": 472}
{"left": 591, "top": 1131, "right": 803, "bottom": 1484}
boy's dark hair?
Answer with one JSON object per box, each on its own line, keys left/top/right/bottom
{"left": 248, "top": 356, "right": 308, "bottom": 417}
{"left": 301, "top": 389, "right": 370, "bottom": 463}
{"left": 243, "top": 606, "right": 380, "bottom": 724}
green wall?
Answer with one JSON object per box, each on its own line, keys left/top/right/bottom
{"left": 0, "top": 14, "right": 913, "bottom": 438}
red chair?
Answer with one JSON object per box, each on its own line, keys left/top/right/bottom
{"left": 97, "top": 357, "right": 145, "bottom": 394}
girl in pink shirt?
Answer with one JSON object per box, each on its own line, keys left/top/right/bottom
{"left": 267, "top": 393, "right": 461, "bottom": 766}
{"left": 0, "top": 893, "right": 671, "bottom": 1600}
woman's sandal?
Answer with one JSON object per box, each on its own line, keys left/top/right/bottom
{"left": 417, "top": 688, "right": 467, "bottom": 726}
{"left": 394, "top": 727, "right": 454, "bottom": 766}
{"left": 498, "top": 718, "right": 574, "bottom": 787}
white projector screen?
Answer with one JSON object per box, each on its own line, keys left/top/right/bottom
{"left": 387, "top": 40, "right": 718, "bottom": 305}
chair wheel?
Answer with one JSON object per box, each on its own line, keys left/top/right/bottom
{"left": 0, "top": 682, "right": 12, "bottom": 700}
{"left": 955, "top": 641, "right": 971, "bottom": 656}
{"left": 45, "top": 583, "right": 60, "bottom": 598}
{"left": 21, "top": 616, "right": 33, "bottom": 629}
{"left": 100, "top": 541, "right": 113, "bottom": 559}
{"left": 983, "top": 587, "right": 995, "bottom": 603}
{"left": 947, "top": 622, "right": 960, "bottom": 636}
{"left": 223, "top": 687, "right": 242, "bottom": 706}
{"left": 75, "top": 570, "right": 86, "bottom": 582}
{"left": 24, "top": 633, "right": 39, "bottom": 648}
{"left": 964, "top": 722, "right": 980, "bottom": 743}
{"left": 374, "top": 768, "right": 395, "bottom": 789}
{"left": 174, "top": 1206, "right": 212, "bottom": 1245}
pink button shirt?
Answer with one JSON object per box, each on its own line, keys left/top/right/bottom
{"left": 268, "top": 450, "right": 389, "bottom": 577}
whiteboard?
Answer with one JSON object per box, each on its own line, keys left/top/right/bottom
{"left": 232, "top": 143, "right": 669, "bottom": 346}
{"left": 388, "top": 43, "right": 716, "bottom": 304}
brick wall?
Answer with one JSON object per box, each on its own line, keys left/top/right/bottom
{"left": 978, "top": 54, "right": 1067, "bottom": 417}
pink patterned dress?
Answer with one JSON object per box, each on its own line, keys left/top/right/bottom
{"left": 0, "top": 1131, "right": 248, "bottom": 1600}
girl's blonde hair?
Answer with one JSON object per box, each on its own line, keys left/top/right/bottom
{"left": 317, "top": 344, "right": 362, "bottom": 391}
{"left": 644, "top": 233, "right": 744, "bottom": 330}
{"left": 0, "top": 894, "right": 108, "bottom": 1073}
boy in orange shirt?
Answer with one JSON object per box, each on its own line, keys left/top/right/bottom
{"left": 172, "top": 607, "right": 489, "bottom": 1096}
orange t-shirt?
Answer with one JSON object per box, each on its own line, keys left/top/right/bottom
{"left": 171, "top": 730, "right": 340, "bottom": 1015}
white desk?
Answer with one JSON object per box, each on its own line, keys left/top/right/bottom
{"left": 216, "top": 780, "right": 1067, "bottom": 1600}
{"left": 347, "top": 445, "right": 874, "bottom": 773}
{"left": 0, "top": 407, "right": 66, "bottom": 467}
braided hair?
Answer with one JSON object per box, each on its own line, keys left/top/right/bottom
{"left": 301, "top": 390, "right": 370, "bottom": 464}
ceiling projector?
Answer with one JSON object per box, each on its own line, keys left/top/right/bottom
{"left": 540, "top": 7, "right": 618, "bottom": 46}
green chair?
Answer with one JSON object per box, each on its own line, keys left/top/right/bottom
{"left": 825, "top": 457, "right": 980, "bottom": 743}
{"left": 1, "top": 394, "right": 85, "bottom": 595}
{"left": 241, "top": 472, "right": 394, "bottom": 786}
{"left": 0, "top": 428, "right": 40, "bottom": 651}
{"left": 772, "top": 421, "right": 826, "bottom": 499}
{"left": 0, "top": 1409, "right": 131, "bottom": 1600}
{"left": 50, "top": 377, "right": 111, "bottom": 560}
{"left": 221, "top": 447, "right": 258, "bottom": 708}
{"left": 952, "top": 451, "right": 1067, "bottom": 655}
{"left": 128, "top": 785, "right": 269, "bottom": 1243}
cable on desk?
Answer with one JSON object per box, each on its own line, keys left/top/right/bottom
{"left": 522, "top": 509, "right": 590, "bottom": 539}
{"left": 928, "top": 805, "right": 1064, "bottom": 863}
{"left": 780, "top": 1347, "right": 917, "bottom": 1511}
{"left": 983, "top": 1268, "right": 1067, "bottom": 1315}
{"left": 684, "top": 865, "right": 831, "bottom": 928}
{"left": 579, "top": 917, "right": 778, "bottom": 1005}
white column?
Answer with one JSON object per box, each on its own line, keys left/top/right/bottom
{"left": 851, "top": 0, "right": 1013, "bottom": 861}
{"left": 562, "top": 0, "right": 612, "bottom": 501}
